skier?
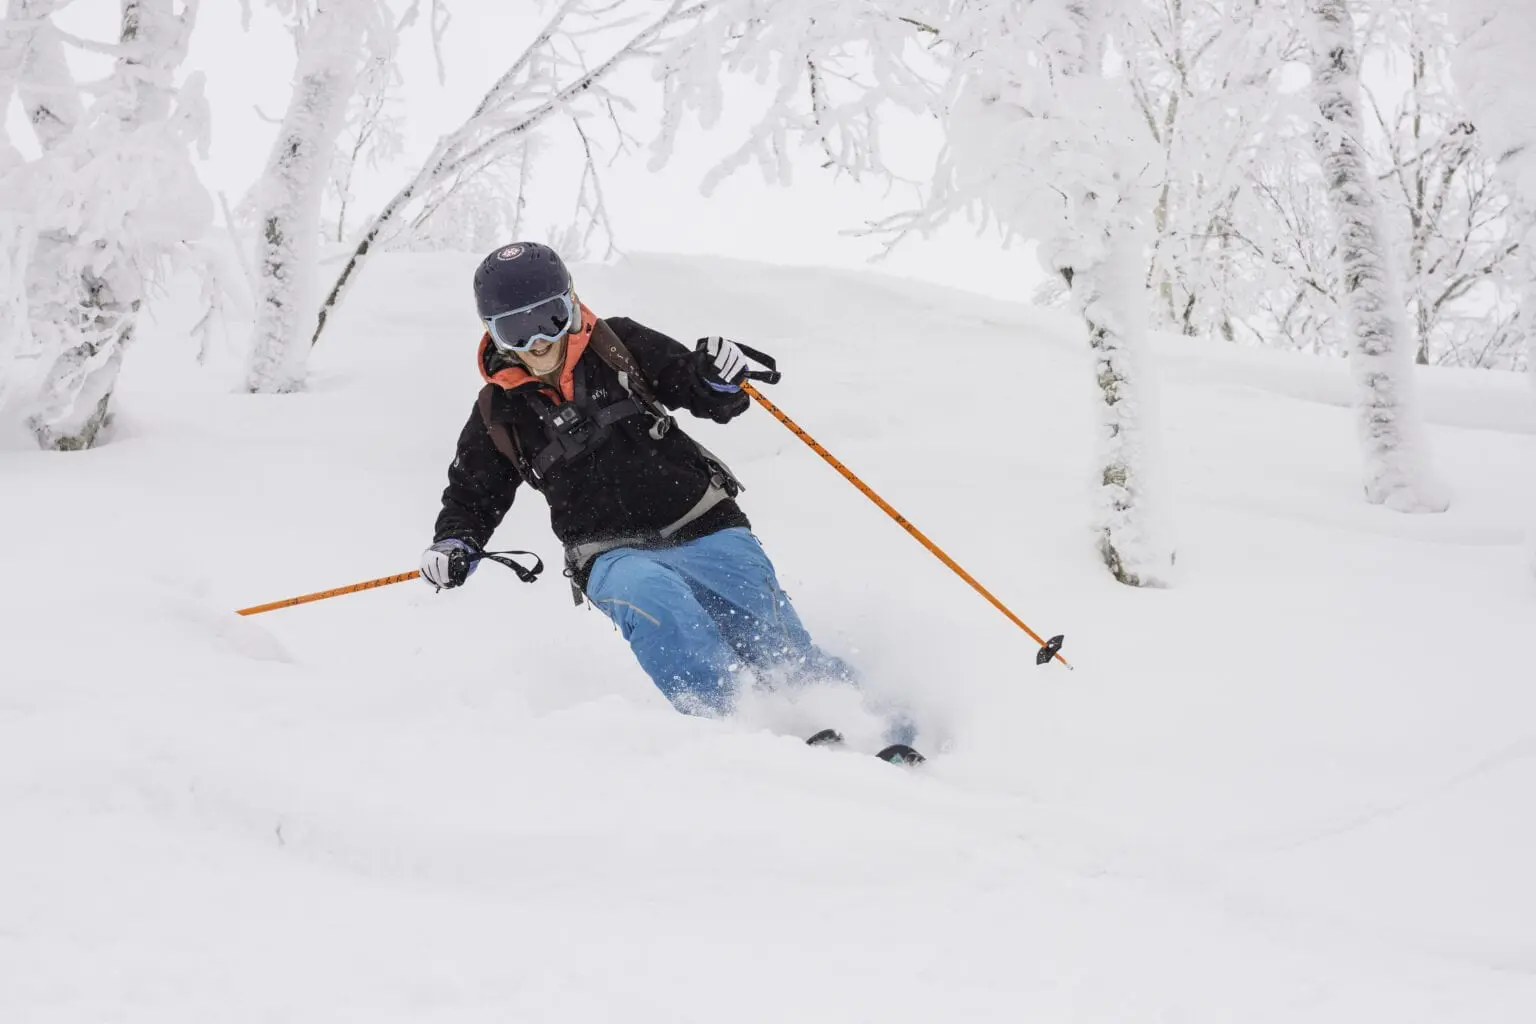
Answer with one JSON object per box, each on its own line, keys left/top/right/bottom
{"left": 420, "top": 243, "right": 918, "bottom": 759}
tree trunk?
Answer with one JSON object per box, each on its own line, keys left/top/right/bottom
{"left": 1063, "top": 240, "right": 1174, "bottom": 588}
{"left": 1058, "top": 0, "right": 1175, "bottom": 586}
{"left": 27, "top": 264, "right": 137, "bottom": 450}
{"left": 1309, "top": 0, "right": 1447, "bottom": 512}
{"left": 245, "top": 2, "right": 367, "bottom": 393}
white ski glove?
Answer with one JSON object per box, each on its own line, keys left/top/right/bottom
{"left": 421, "top": 538, "right": 479, "bottom": 590}
{"left": 696, "top": 336, "right": 748, "bottom": 391}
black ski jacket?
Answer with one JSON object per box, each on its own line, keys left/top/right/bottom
{"left": 433, "top": 316, "right": 751, "bottom": 558}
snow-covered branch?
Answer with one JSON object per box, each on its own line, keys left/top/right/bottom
{"left": 311, "top": 0, "right": 705, "bottom": 348}
{"left": 648, "top": 0, "right": 940, "bottom": 191}
{"left": 329, "top": 54, "right": 405, "bottom": 244}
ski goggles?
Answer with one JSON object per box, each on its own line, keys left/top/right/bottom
{"left": 484, "top": 292, "right": 578, "bottom": 353}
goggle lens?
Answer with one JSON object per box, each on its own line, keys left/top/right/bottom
{"left": 485, "top": 294, "right": 575, "bottom": 352}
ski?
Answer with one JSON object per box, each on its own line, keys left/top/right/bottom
{"left": 875, "top": 743, "right": 926, "bottom": 766}
{"left": 805, "top": 729, "right": 926, "bottom": 766}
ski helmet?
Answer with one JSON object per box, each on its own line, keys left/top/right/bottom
{"left": 473, "top": 242, "right": 572, "bottom": 321}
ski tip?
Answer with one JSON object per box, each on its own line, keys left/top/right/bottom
{"left": 875, "top": 743, "right": 926, "bottom": 767}
{"left": 806, "top": 728, "right": 845, "bottom": 747}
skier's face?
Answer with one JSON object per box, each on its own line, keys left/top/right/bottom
{"left": 518, "top": 334, "right": 567, "bottom": 377}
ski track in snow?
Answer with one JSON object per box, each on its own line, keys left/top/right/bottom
{"left": 3, "top": 251, "right": 1535, "bottom": 1021}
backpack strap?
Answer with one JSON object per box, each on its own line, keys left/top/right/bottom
{"left": 587, "top": 318, "right": 744, "bottom": 496}
{"left": 588, "top": 319, "right": 675, "bottom": 440}
{"left": 477, "top": 384, "right": 534, "bottom": 483}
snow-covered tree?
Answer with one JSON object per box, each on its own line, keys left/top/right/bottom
{"left": 1308, "top": 0, "right": 1447, "bottom": 512}
{"left": 655, "top": 0, "right": 1175, "bottom": 586}
{"left": 944, "top": 1, "right": 1173, "bottom": 585}
{"left": 1123, "top": 0, "right": 1299, "bottom": 343}
{"left": 0, "top": 1, "right": 211, "bottom": 450}
{"left": 1449, "top": 0, "right": 1536, "bottom": 372}
{"left": 1447, "top": 0, "right": 1536, "bottom": 575}
{"left": 1367, "top": 4, "right": 1525, "bottom": 370}
{"left": 244, "top": 0, "right": 393, "bottom": 394}
{"left": 1242, "top": 152, "right": 1346, "bottom": 353}
{"left": 1062, "top": 3, "right": 1526, "bottom": 374}
{"left": 0, "top": 1, "right": 81, "bottom": 419}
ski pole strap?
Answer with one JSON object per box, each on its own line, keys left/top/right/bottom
{"left": 477, "top": 548, "right": 544, "bottom": 583}
{"left": 736, "top": 343, "right": 781, "bottom": 385}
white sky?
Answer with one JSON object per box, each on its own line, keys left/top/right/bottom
{"left": 7, "top": 0, "right": 1043, "bottom": 302}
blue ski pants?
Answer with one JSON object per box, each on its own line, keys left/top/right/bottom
{"left": 584, "top": 527, "right": 854, "bottom": 714}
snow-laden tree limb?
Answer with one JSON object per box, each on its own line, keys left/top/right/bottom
{"left": 648, "top": 0, "right": 940, "bottom": 192}
{"left": 1451, "top": 0, "right": 1536, "bottom": 203}
{"left": 328, "top": 53, "right": 404, "bottom": 244}
{"left": 312, "top": 0, "right": 706, "bottom": 348}
{"left": 7, "top": 0, "right": 83, "bottom": 152}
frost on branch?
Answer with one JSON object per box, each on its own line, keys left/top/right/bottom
{"left": 328, "top": 55, "right": 405, "bottom": 245}
{"left": 1122, "top": 0, "right": 1301, "bottom": 344}
{"left": 1452, "top": 0, "right": 1536, "bottom": 205}
{"left": 313, "top": 0, "right": 702, "bottom": 347}
{"left": 648, "top": 0, "right": 939, "bottom": 193}
{"left": 1309, "top": 0, "right": 1447, "bottom": 513}
{"left": 0, "top": 0, "right": 212, "bottom": 450}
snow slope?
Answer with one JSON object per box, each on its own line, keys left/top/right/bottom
{"left": 3, "top": 251, "right": 1535, "bottom": 1021}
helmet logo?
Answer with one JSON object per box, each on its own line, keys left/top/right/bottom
{"left": 496, "top": 245, "right": 525, "bottom": 261}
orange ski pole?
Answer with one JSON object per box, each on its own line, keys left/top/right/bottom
{"left": 235, "top": 550, "right": 545, "bottom": 617}
{"left": 741, "top": 380, "right": 1070, "bottom": 669}
{"left": 237, "top": 571, "right": 422, "bottom": 616}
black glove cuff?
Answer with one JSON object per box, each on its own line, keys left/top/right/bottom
{"left": 705, "top": 388, "right": 750, "bottom": 424}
